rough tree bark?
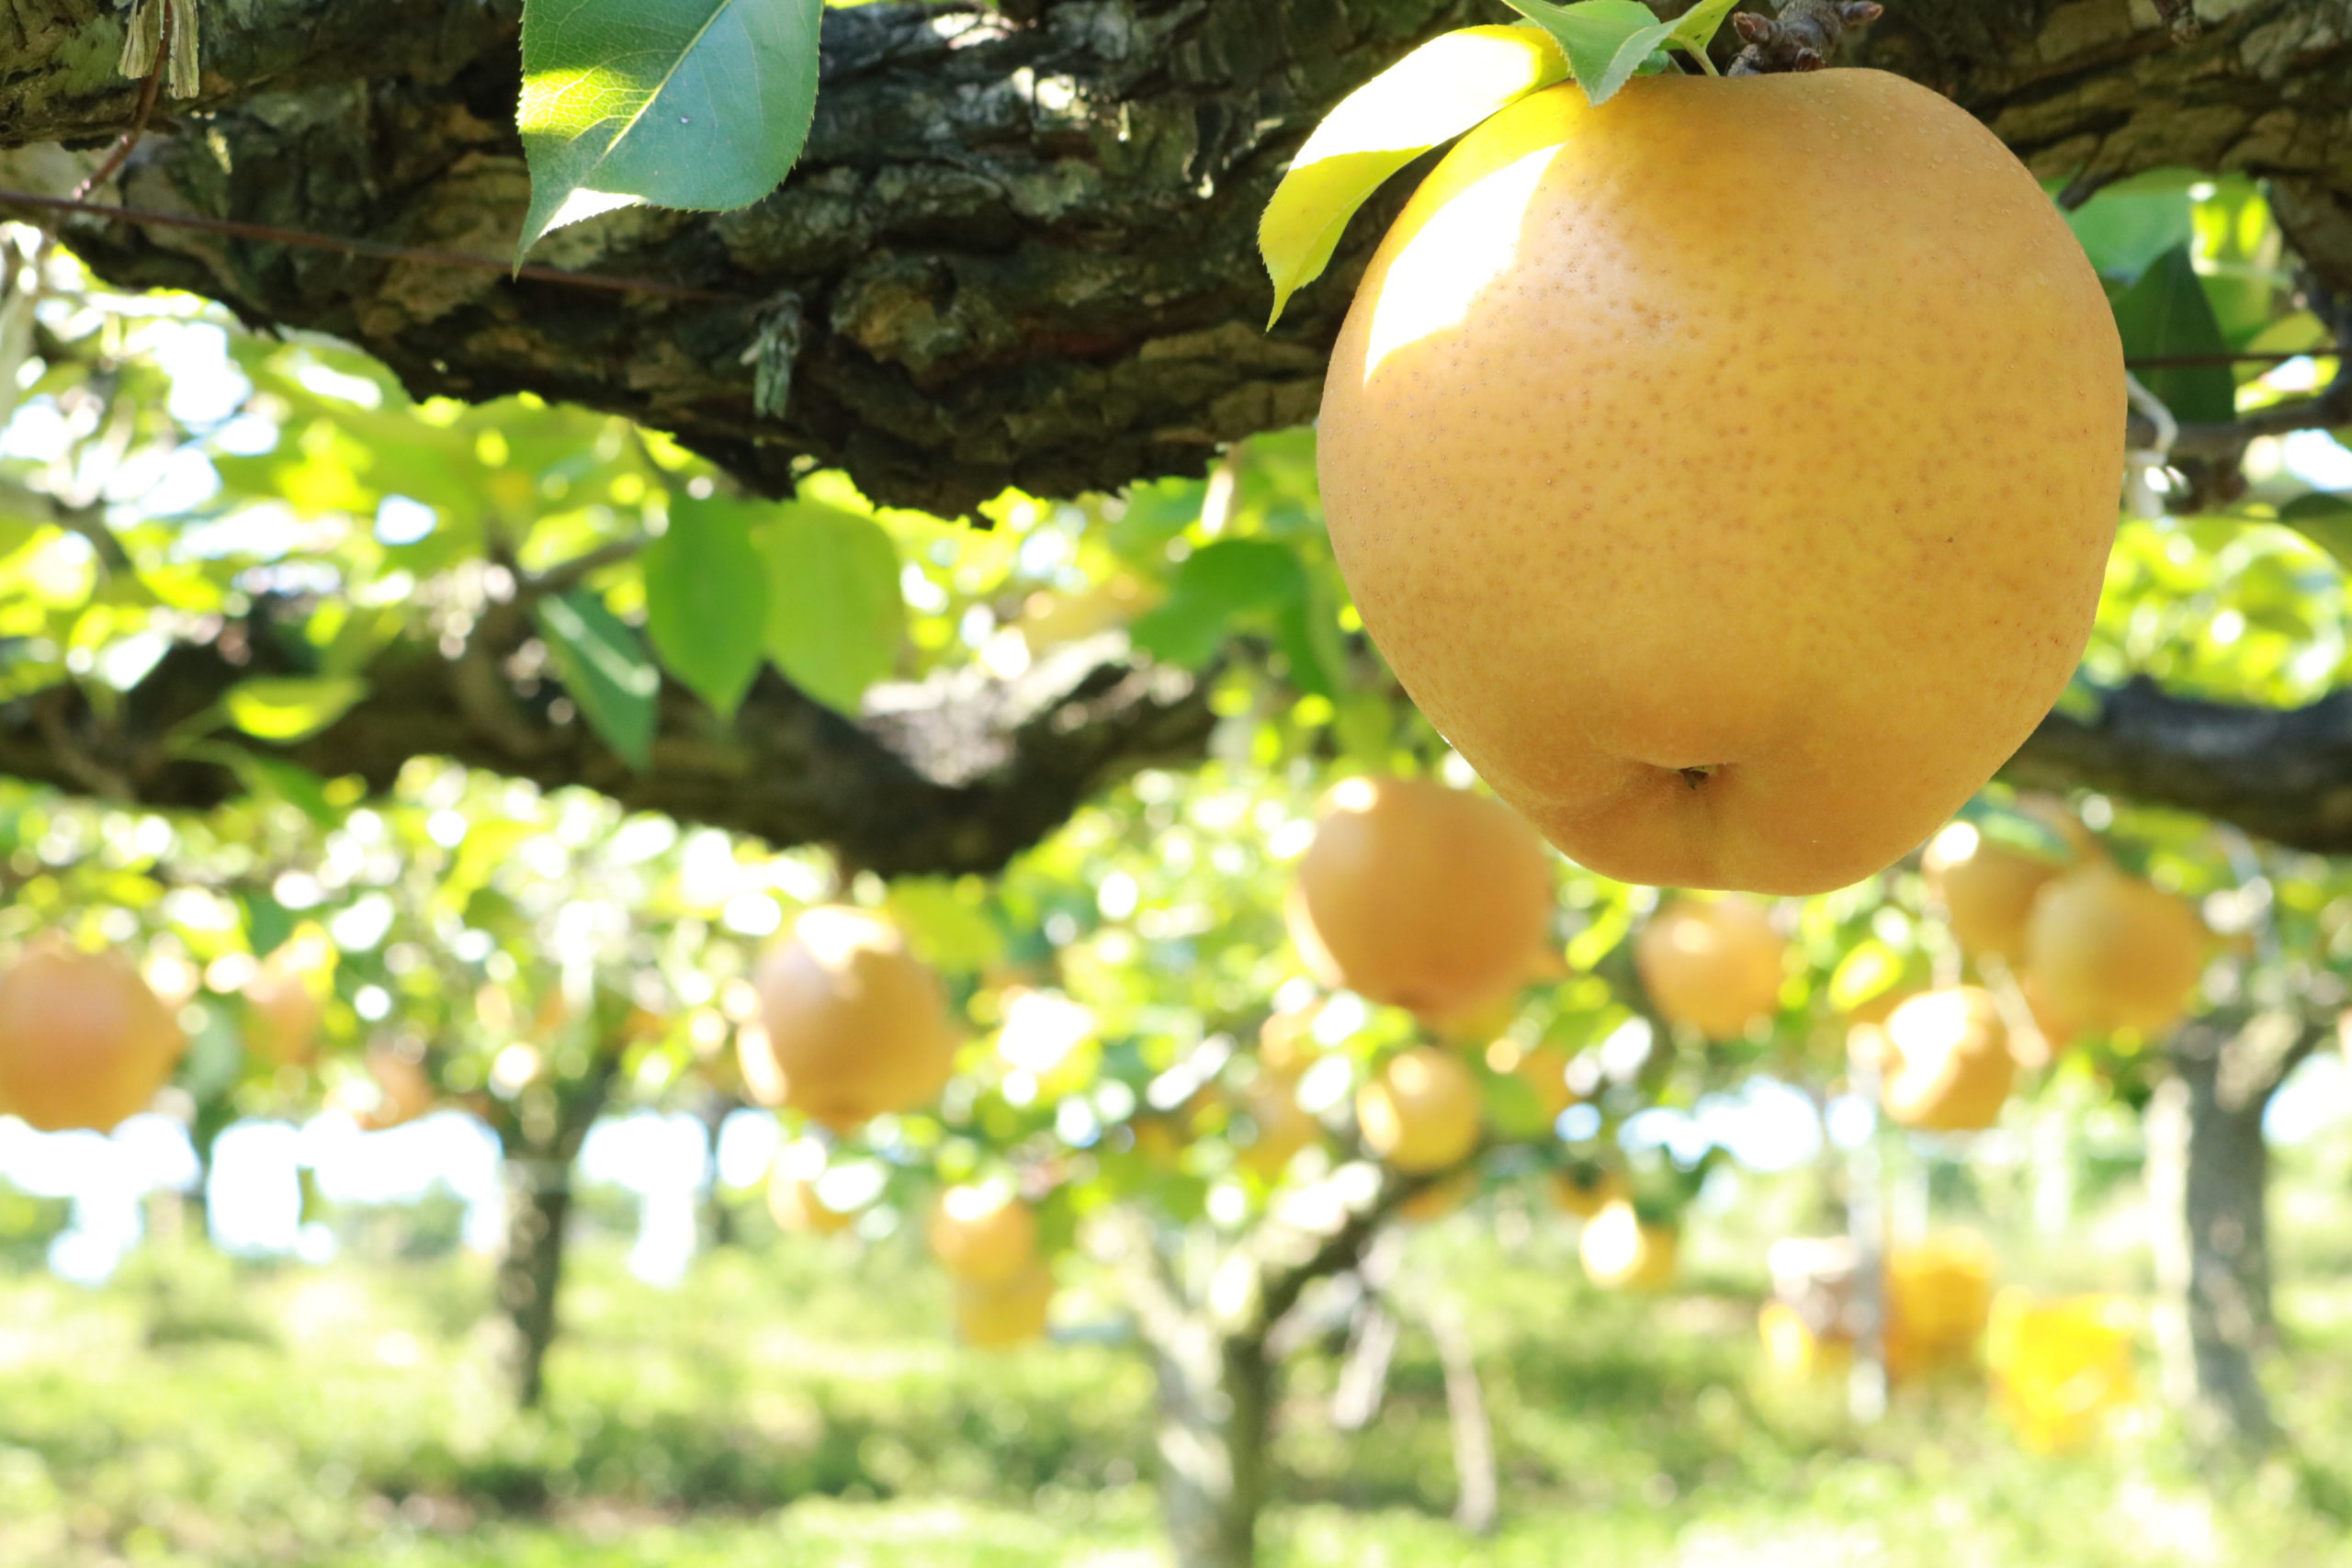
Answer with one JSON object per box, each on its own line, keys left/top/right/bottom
{"left": 1151, "top": 1319, "right": 1277, "bottom": 1568}
{"left": 2144, "top": 1010, "right": 2324, "bottom": 1451}
{"left": 1111, "top": 1171, "right": 1424, "bottom": 1567}
{"left": 2, "top": 2, "right": 2346, "bottom": 513}
{"left": 490, "top": 1039, "right": 623, "bottom": 1410}
{"left": 0, "top": 2, "right": 2350, "bottom": 867}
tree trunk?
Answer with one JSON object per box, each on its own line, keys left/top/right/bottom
{"left": 490, "top": 1045, "right": 622, "bottom": 1410}
{"left": 492, "top": 1157, "right": 575, "bottom": 1411}
{"left": 1151, "top": 1323, "right": 1275, "bottom": 1568}
{"left": 695, "top": 1091, "right": 741, "bottom": 1251}
{"left": 2143, "top": 1010, "right": 2327, "bottom": 1451}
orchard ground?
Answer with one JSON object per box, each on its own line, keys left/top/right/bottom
{"left": 7, "top": 1132, "right": 2352, "bottom": 1568}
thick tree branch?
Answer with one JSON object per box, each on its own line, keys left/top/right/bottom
{"left": 0, "top": 612, "right": 1214, "bottom": 877}
{"left": 0, "top": 1, "right": 2346, "bottom": 516}
{"left": 2004, "top": 677, "right": 2352, "bottom": 857}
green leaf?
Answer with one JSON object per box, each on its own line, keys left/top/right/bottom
{"left": 1826, "top": 941, "right": 1905, "bottom": 1014}
{"left": 2280, "top": 491, "right": 2352, "bottom": 572}
{"left": 222, "top": 676, "right": 368, "bottom": 742}
{"left": 536, "top": 591, "right": 661, "bottom": 769}
{"left": 1662, "top": 0, "right": 1743, "bottom": 55}
{"left": 227, "top": 753, "right": 343, "bottom": 829}
{"left": 2111, "top": 244, "right": 2236, "bottom": 425}
{"left": 642, "top": 498, "right": 769, "bottom": 720}
{"left": 885, "top": 880, "right": 1007, "bottom": 973}
{"left": 2064, "top": 174, "right": 2196, "bottom": 286}
{"left": 1131, "top": 540, "right": 1307, "bottom": 670}
{"left": 1273, "top": 569, "right": 1349, "bottom": 700}
{"left": 175, "top": 741, "right": 344, "bottom": 827}
{"left": 1258, "top": 24, "right": 1568, "bottom": 327}
{"left": 1501, "top": 1, "right": 1673, "bottom": 106}
{"left": 240, "top": 892, "right": 296, "bottom": 962}
{"left": 755, "top": 502, "right": 904, "bottom": 715}
{"left": 516, "top": 0, "right": 825, "bottom": 261}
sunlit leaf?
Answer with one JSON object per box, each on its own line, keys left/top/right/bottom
{"left": 222, "top": 677, "right": 369, "bottom": 742}
{"left": 756, "top": 502, "right": 904, "bottom": 715}
{"left": 536, "top": 590, "right": 661, "bottom": 768}
{"left": 887, "top": 879, "right": 1008, "bottom": 972}
{"left": 1826, "top": 941, "right": 1903, "bottom": 1014}
{"left": 2280, "top": 491, "right": 2352, "bottom": 574}
{"left": 1662, "top": 0, "right": 1742, "bottom": 55}
{"left": 2064, "top": 171, "right": 2196, "bottom": 286}
{"left": 1131, "top": 540, "right": 1307, "bottom": 669}
{"left": 1500, "top": 1, "right": 1673, "bottom": 107}
{"left": 1259, "top": 25, "right": 1567, "bottom": 327}
{"left": 517, "top": 0, "right": 825, "bottom": 261}
{"left": 643, "top": 498, "right": 769, "bottom": 721}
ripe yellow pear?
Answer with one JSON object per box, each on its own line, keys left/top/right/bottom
{"left": 1880, "top": 987, "right": 2016, "bottom": 1133}
{"left": 1579, "top": 1201, "right": 1678, "bottom": 1292}
{"left": 243, "top": 930, "right": 334, "bottom": 1067}
{"left": 1759, "top": 1299, "right": 1852, "bottom": 1380}
{"left": 769, "top": 1170, "right": 855, "bottom": 1236}
{"left": 768, "top": 1138, "right": 855, "bottom": 1236}
{"left": 1883, "top": 1238, "right": 1995, "bottom": 1381}
{"left": 0, "top": 939, "right": 185, "bottom": 1133}
{"left": 1923, "top": 823, "right": 2065, "bottom": 967}
{"left": 1634, "top": 896, "right": 1785, "bottom": 1039}
{"left": 752, "top": 907, "right": 958, "bottom": 1132}
{"left": 1317, "top": 72, "right": 2121, "bottom": 895}
{"left": 1238, "top": 1077, "right": 1321, "bottom": 1180}
{"left": 1287, "top": 775, "right": 1555, "bottom": 1021}
{"left": 954, "top": 1263, "right": 1055, "bottom": 1350}
{"left": 1987, "top": 1292, "right": 2139, "bottom": 1453}
{"left": 2023, "top": 863, "right": 2206, "bottom": 1037}
{"left": 1257, "top": 1002, "right": 1323, "bottom": 1081}
{"left": 1356, "top": 1045, "right": 1482, "bottom": 1173}
{"left": 926, "top": 1184, "right": 1039, "bottom": 1287}
{"left": 351, "top": 1044, "right": 435, "bottom": 1131}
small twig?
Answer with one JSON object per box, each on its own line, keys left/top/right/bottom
{"left": 2142, "top": 376, "right": 2352, "bottom": 461}
{"left": 522, "top": 534, "right": 654, "bottom": 600}
{"left": 55, "top": 502, "right": 138, "bottom": 578}
{"left": 1259, "top": 1168, "right": 1436, "bottom": 1337}
{"left": 32, "top": 688, "right": 132, "bottom": 799}
{"left": 1089, "top": 1210, "right": 1195, "bottom": 1354}
{"left": 1328, "top": 1295, "right": 1399, "bottom": 1429}
{"left": 2129, "top": 351, "right": 2335, "bottom": 369}
{"left": 73, "top": 5, "right": 173, "bottom": 202}
{"left": 0, "top": 189, "right": 737, "bottom": 303}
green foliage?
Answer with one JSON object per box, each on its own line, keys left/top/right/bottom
{"left": 1500, "top": 1, "right": 1684, "bottom": 104}
{"left": 755, "top": 502, "right": 905, "bottom": 715}
{"left": 2065, "top": 172, "right": 2197, "bottom": 287}
{"left": 1257, "top": 25, "right": 1567, "bottom": 327}
{"left": 516, "top": 0, "right": 825, "bottom": 260}
{"left": 536, "top": 592, "right": 662, "bottom": 768}
{"left": 2112, "top": 246, "right": 2235, "bottom": 423}
{"left": 221, "top": 676, "right": 371, "bottom": 742}
{"left": 1258, "top": 1, "right": 1751, "bottom": 324}
{"left": 642, "top": 500, "right": 768, "bottom": 721}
